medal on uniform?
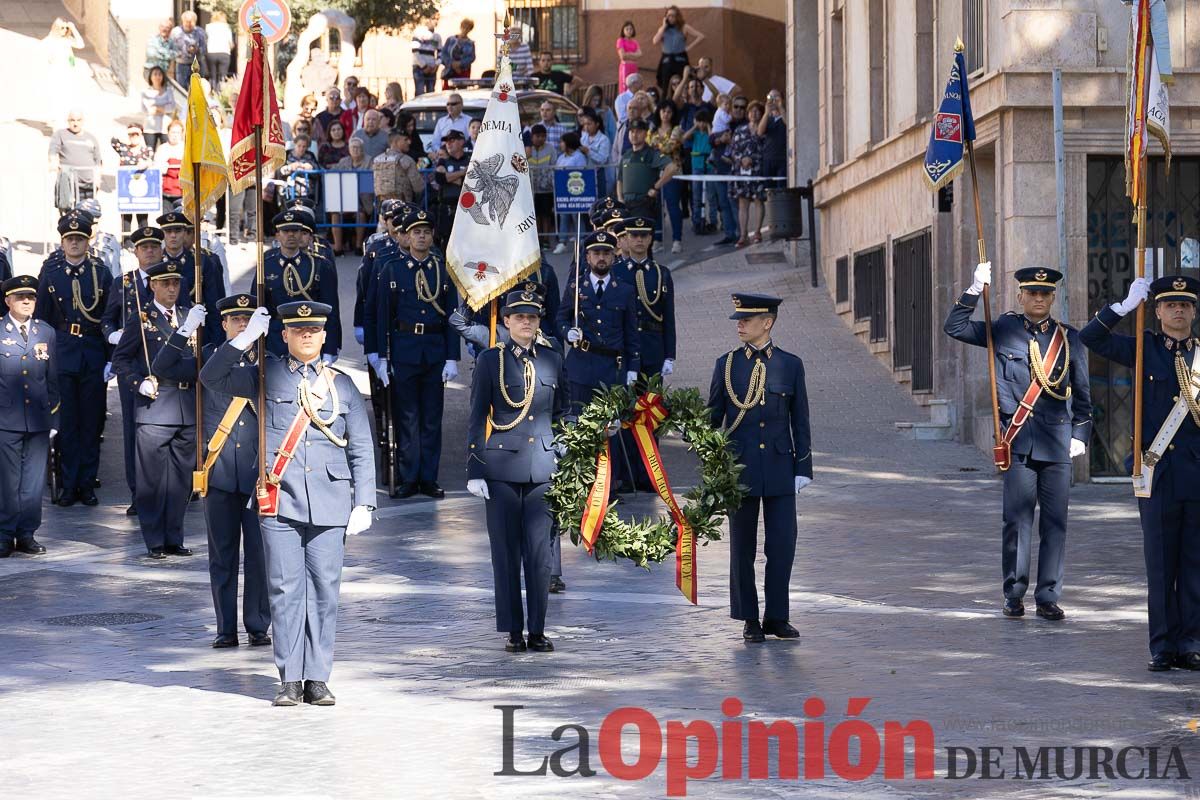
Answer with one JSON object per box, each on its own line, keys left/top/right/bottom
{"left": 34, "top": 343, "right": 49, "bottom": 360}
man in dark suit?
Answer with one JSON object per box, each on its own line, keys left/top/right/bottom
{"left": 944, "top": 263, "right": 1092, "bottom": 620}
{"left": 467, "top": 289, "right": 569, "bottom": 652}
{"left": 0, "top": 276, "right": 59, "bottom": 557}
{"left": 708, "top": 293, "right": 812, "bottom": 643}
{"left": 1081, "top": 274, "right": 1200, "bottom": 671}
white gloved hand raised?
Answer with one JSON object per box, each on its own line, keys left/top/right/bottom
{"left": 345, "top": 505, "right": 373, "bottom": 536}
{"left": 1113, "top": 276, "right": 1152, "bottom": 316}
{"left": 442, "top": 360, "right": 458, "bottom": 383}
{"left": 354, "top": 326, "right": 364, "bottom": 345}
{"left": 230, "top": 307, "right": 270, "bottom": 350}
{"left": 177, "top": 304, "right": 207, "bottom": 336}
{"left": 795, "top": 475, "right": 812, "bottom": 494}
{"left": 467, "top": 478, "right": 490, "bottom": 499}
{"left": 138, "top": 378, "right": 157, "bottom": 398}
{"left": 1069, "top": 438, "right": 1087, "bottom": 458}
{"left": 107, "top": 331, "right": 121, "bottom": 345}
{"left": 626, "top": 371, "right": 638, "bottom": 386}
{"left": 661, "top": 358, "right": 674, "bottom": 377}
{"left": 566, "top": 327, "right": 583, "bottom": 344}
{"left": 967, "top": 261, "right": 991, "bottom": 295}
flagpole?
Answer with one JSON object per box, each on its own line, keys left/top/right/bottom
{"left": 254, "top": 24, "right": 268, "bottom": 507}
{"left": 1132, "top": 165, "right": 1147, "bottom": 480}
{"left": 964, "top": 139, "right": 1003, "bottom": 458}
{"left": 188, "top": 62, "right": 206, "bottom": 492}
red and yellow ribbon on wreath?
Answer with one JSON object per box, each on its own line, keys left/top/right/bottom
{"left": 578, "top": 392, "right": 698, "bottom": 604}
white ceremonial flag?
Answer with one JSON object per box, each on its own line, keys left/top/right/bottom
{"left": 446, "top": 55, "right": 541, "bottom": 311}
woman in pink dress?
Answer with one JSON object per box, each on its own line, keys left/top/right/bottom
{"left": 616, "top": 21, "right": 641, "bottom": 87}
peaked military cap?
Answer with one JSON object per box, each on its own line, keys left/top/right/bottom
{"left": 403, "top": 207, "right": 434, "bottom": 231}
{"left": 729, "top": 292, "right": 782, "bottom": 320}
{"left": 57, "top": 212, "right": 93, "bottom": 238}
{"left": 1015, "top": 267, "right": 1063, "bottom": 291}
{"left": 290, "top": 196, "right": 317, "bottom": 211}
{"left": 3, "top": 274, "right": 38, "bottom": 297}
{"left": 145, "top": 260, "right": 183, "bottom": 281}
{"left": 131, "top": 226, "right": 165, "bottom": 246}
{"left": 584, "top": 230, "right": 616, "bottom": 251}
{"left": 517, "top": 280, "right": 547, "bottom": 300}
{"left": 1151, "top": 274, "right": 1200, "bottom": 304}
{"left": 501, "top": 288, "right": 545, "bottom": 317}
{"left": 217, "top": 293, "right": 258, "bottom": 316}
{"left": 156, "top": 210, "right": 192, "bottom": 229}
{"left": 622, "top": 216, "right": 653, "bottom": 234}
{"left": 273, "top": 209, "right": 313, "bottom": 232}
{"left": 386, "top": 201, "right": 414, "bottom": 225}
{"left": 74, "top": 197, "right": 102, "bottom": 221}
{"left": 379, "top": 198, "right": 403, "bottom": 218}
{"left": 277, "top": 301, "right": 331, "bottom": 328}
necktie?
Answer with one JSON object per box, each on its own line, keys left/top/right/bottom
{"left": 165, "top": 309, "right": 176, "bottom": 328}
{"left": 596, "top": 279, "right": 605, "bottom": 300}
{"left": 19, "top": 323, "right": 28, "bottom": 343}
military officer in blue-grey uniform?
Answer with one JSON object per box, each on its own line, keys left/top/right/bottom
{"left": 158, "top": 210, "right": 226, "bottom": 345}
{"left": 155, "top": 293, "right": 271, "bottom": 649}
{"left": 365, "top": 207, "right": 460, "bottom": 499}
{"left": 112, "top": 260, "right": 202, "bottom": 559}
{"left": 35, "top": 212, "right": 110, "bottom": 507}
{"left": 201, "top": 301, "right": 376, "bottom": 707}
{"left": 467, "top": 289, "right": 569, "bottom": 652}
{"left": 708, "top": 293, "right": 812, "bottom": 643}
{"left": 944, "top": 263, "right": 1092, "bottom": 621}
{"left": 0, "top": 275, "right": 59, "bottom": 557}
{"left": 246, "top": 209, "right": 341, "bottom": 362}
{"left": 1081, "top": 274, "right": 1200, "bottom": 671}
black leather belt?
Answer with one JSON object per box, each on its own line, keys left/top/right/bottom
{"left": 574, "top": 338, "right": 621, "bottom": 359}
{"left": 640, "top": 320, "right": 664, "bottom": 333}
{"left": 57, "top": 322, "right": 103, "bottom": 337}
{"left": 159, "top": 381, "right": 191, "bottom": 389}
{"left": 394, "top": 321, "right": 445, "bottom": 335}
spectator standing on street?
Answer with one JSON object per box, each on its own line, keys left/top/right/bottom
{"left": 111, "top": 125, "right": 154, "bottom": 233}
{"left": 504, "top": 37, "right": 533, "bottom": 78}
{"left": 379, "top": 82, "right": 405, "bottom": 118}
{"left": 145, "top": 19, "right": 174, "bottom": 79}
{"left": 295, "top": 94, "right": 319, "bottom": 133}
{"left": 411, "top": 14, "right": 442, "bottom": 96}
{"left": 581, "top": 84, "right": 618, "bottom": 142}
{"left": 682, "top": 108, "right": 715, "bottom": 234}
{"left": 616, "top": 22, "right": 641, "bottom": 89}
{"left": 342, "top": 76, "right": 360, "bottom": 112}
{"left": 526, "top": 125, "right": 555, "bottom": 246}
{"left": 531, "top": 51, "right": 582, "bottom": 96}
{"left": 313, "top": 88, "right": 353, "bottom": 146}
{"left": 350, "top": 110, "right": 390, "bottom": 160}
{"left": 707, "top": 96, "right": 742, "bottom": 244}
{"left": 44, "top": 17, "right": 84, "bottom": 101}
{"left": 373, "top": 130, "right": 424, "bottom": 207}
{"left": 317, "top": 120, "right": 350, "bottom": 168}
{"left": 280, "top": 135, "right": 318, "bottom": 202}
{"left": 465, "top": 118, "right": 482, "bottom": 156}
{"left": 156, "top": 119, "right": 185, "bottom": 210}
{"left": 430, "top": 93, "right": 472, "bottom": 154}
{"left": 397, "top": 111, "right": 427, "bottom": 164}
{"left": 727, "top": 97, "right": 765, "bottom": 246}
{"left": 649, "top": 101, "right": 685, "bottom": 253}
{"left": 49, "top": 111, "right": 101, "bottom": 215}
{"left": 333, "top": 138, "right": 371, "bottom": 254}
{"left": 758, "top": 89, "right": 787, "bottom": 179}
{"left": 554, "top": 132, "right": 588, "bottom": 254}
{"left": 578, "top": 110, "right": 613, "bottom": 195}
{"left": 170, "top": 11, "right": 208, "bottom": 87}
{"left": 141, "top": 65, "right": 176, "bottom": 152}
{"left": 615, "top": 73, "right": 643, "bottom": 123}
{"left": 526, "top": 101, "right": 566, "bottom": 153}
{"left": 434, "top": 130, "right": 470, "bottom": 248}
{"left": 205, "top": 11, "right": 234, "bottom": 87}
{"left": 618, "top": 119, "right": 677, "bottom": 233}
{"left": 652, "top": 7, "right": 704, "bottom": 93}
{"left": 441, "top": 19, "right": 476, "bottom": 88}
{"left": 692, "top": 57, "right": 740, "bottom": 104}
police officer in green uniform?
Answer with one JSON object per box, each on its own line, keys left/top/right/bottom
{"left": 617, "top": 118, "right": 678, "bottom": 232}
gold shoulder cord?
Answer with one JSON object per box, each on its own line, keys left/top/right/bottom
{"left": 283, "top": 253, "right": 317, "bottom": 300}
{"left": 489, "top": 343, "right": 536, "bottom": 431}
{"left": 635, "top": 264, "right": 664, "bottom": 322}
{"left": 71, "top": 261, "right": 103, "bottom": 323}
{"left": 415, "top": 258, "right": 446, "bottom": 316}
{"left": 723, "top": 351, "right": 766, "bottom": 433}
{"left": 1029, "top": 326, "right": 1072, "bottom": 401}
{"left": 1175, "top": 352, "right": 1200, "bottom": 428}
{"left": 298, "top": 372, "right": 347, "bottom": 447}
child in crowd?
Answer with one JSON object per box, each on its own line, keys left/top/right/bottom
{"left": 526, "top": 124, "right": 557, "bottom": 246}
{"left": 683, "top": 108, "right": 714, "bottom": 234}
{"left": 712, "top": 93, "right": 732, "bottom": 136}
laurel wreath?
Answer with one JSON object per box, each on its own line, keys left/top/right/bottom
{"left": 546, "top": 377, "right": 747, "bottom": 568}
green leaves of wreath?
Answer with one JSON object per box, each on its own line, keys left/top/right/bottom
{"left": 546, "top": 376, "right": 747, "bottom": 568}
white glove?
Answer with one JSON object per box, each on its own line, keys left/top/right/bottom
{"left": 566, "top": 327, "right": 583, "bottom": 344}
{"left": 49, "top": 429, "right": 58, "bottom": 439}
{"left": 1069, "top": 438, "right": 1087, "bottom": 458}
{"left": 138, "top": 378, "right": 157, "bottom": 398}
{"left": 107, "top": 331, "right": 121, "bottom": 345}
{"left": 102, "top": 362, "right": 114, "bottom": 383}
{"left": 661, "top": 358, "right": 674, "bottom": 377}
{"left": 442, "top": 360, "right": 458, "bottom": 383}
{"left": 1113, "top": 276, "right": 1152, "bottom": 316}
{"left": 967, "top": 261, "right": 991, "bottom": 295}
{"left": 795, "top": 476, "right": 812, "bottom": 494}
{"left": 354, "top": 326, "right": 364, "bottom": 345}
{"left": 368, "top": 355, "right": 390, "bottom": 387}
{"left": 346, "top": 505, "right": 372, "bottom": 536}
{"left": 321, "top": 353, "right": 336, "bottom": 366}
{"left": 230, "top": 307, "right": 270, "bottom": 350}
{"left": 626, "top": 371, "right": 637, "bottom": 386}
{"left": 604, "top": 420, "right": 621, "bottom": 438}
{"left": 177, "top": 305, "right": 207, "bottom": 336}
{"left": 467, "top": 478, "right": 490, "bottom": 499}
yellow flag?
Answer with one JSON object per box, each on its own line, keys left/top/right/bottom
{"left": 181, "top": 69, "right": 229, "bottom": 223}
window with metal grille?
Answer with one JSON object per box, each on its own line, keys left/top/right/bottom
{"left": 509, "top": 0, "right": 584, "bottom": 64}
{"left": 836, "top": 256, "right": 849, "bottom": 303}
{"left": 853, "top": 245, "right": 887, "bottom": 342}
{"left": 892, "top": 229, "right": 933, "bottom": 391}
{"left": 962, "top": 0, "right": 984, "bottom": 74}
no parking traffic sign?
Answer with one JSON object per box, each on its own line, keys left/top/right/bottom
{"left": 239, "top": 0, "right": 292, "bottom": 44}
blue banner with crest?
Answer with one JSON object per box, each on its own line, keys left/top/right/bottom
{"left": 923, "top": 49, "right": 976, "bottom": 191}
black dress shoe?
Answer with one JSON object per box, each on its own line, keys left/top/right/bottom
{"left": 147, "top": 548, "right": 166, "bottom": 560}
{"left": 391, "top": 482, "right": 418, "bottom": 499}
{"left": 56, "top": 489, "right": 77, "bottom": 507}
{"left": 1176, "top": 652, "right": 1200, "bottom": 671}
{"left": 304, "top": 680, "right": 336, "bottom": 705}
{"left": 248, "top": 631, "right": 272, "bottom": 647}
{"left": 15, "top": 538, "right": 46, "bottom": 555}
{"left": 743, "top": 620, "right": 766, "bottom": 643}
{"left": 273, "top": 681, "right": 303, "bottom": 706}
{"left": 1148, "top": 653, "right": 1176, "bottom": 672}
{"left": 527, "top": 633, "right": 555, "bottom": 652}
{"left": 1035, "top": 602, "right": 1065, "bottom": 621}
{"left": 212, "top": 634, "right": 239, "bottom": 648}
{"left": 505, "top": 633, "right": 527, "bottom": 653}
{"left": 164, "top": 545, "right": 194, "bottom": 556}
{"left": 418, "top": 481, "right": 445, "bottom": 499}
{"left": 125, "top": 503, "right": 138, "bottom": 516}
{"left": 549, "top": 576, "right": 566, "bottom": 594}
{"left": 762, "top": 618, "right": 800, "bottom": 639}
{"left": 1003, "top": 598, "right": 1025, "bottom": 617}
{"left": 79, "top": 488, "right": 99, "bottom": 506}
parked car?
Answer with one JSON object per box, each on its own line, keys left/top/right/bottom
{"left": 400, "top": 89, "right": 580, "bottom": 153}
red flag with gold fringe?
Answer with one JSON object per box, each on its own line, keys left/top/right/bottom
{"left": 228, "top": 26, "right": 285, "bottom": 193}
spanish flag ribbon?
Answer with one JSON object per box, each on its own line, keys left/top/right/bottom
{"left": 579, "top": 441, "right": 611, "bottom": 552}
